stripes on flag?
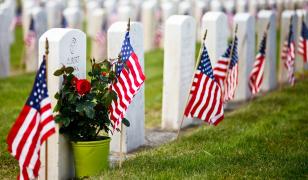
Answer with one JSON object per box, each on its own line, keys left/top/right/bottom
{"left": 109, "top": 32, "right": 146, "bottom": 129}
{"left": 184, "top": 43, "right": 224, "bottom": 125}
{"left": 298, "top": 20, "right": 308, "bottom": 63}
{"left": 249, "top": 32, "right": 267, "bottom": 95}
{"left": 6, "top": 57, "right": 55, "bottom": 180}
{"left": 224, "top": 35, "right": 239, "bottom": 102}
{"left": 214, "top": 35, "right": 239, "bottom": 102}
{"left": 214, "top": 41, "right": 233, "bottom": 92}
{"left": 281, "top": 19, "right": 296, "bottom": 86}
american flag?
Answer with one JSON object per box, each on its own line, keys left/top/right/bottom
{"left": 213, "top": 41, "right": 233, "bottom": 92}
{"left": 224, "top": 35, "right": 239, "bottom": 101}
{"left": 298, "top": 20, "right": 308, "bottom": 63}
{"left": 6, "top": 57, "right": 56, "bottom": 180}
{"left": 281, "top": 19, "right": 295, "bottom": 86}
{"left": 95, "top": 21, "right": 107, "bottom": 52}
{"left": 184, "top": 44, "right": 224, "bottom": 125}
{"left": 154, "top": 7, "right": 163, "bottom": 48}
{"left": 61, "top": 14, "right": 68, "bottom": 28}
{"left": 249, "top": 32, "right": 267, "bottom": 95}
{"left": 109, "top": 31, "right": 146, "bottom": 129}
{"left": 10, "top": 5, "right": 23, "bottom": 31}
{"left": 24, "top": 16, "right": 36, "bottom": 48}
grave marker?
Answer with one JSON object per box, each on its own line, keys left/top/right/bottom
{"left": 201, "top": 12, "right": 228, "bottom": 66}
{"left": 108, "top": 22, "right": 145, "bottom": 153}
{"left": 0, "top": 7, "right": 10, "bottom": 77}
{"left": 63, "top": 7, "right": 83, "bottom": 29}
{"left": 38, "top": 28, "right": 86, "bottom": 179}
{"left": 257, "top": 10, "right": 277, "bottom": 91}
{"left": 279, "top": 11, "right": 298, "bottom": 84}
{"left": 233, "top": 13, "right": 255, "bottom": 101}
{"left": 162, "top": 15, "right": 196, "bottom": 130}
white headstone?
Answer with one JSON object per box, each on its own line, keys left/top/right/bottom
{"left": 194, "top": 0, "right": 207, "bottom": 42}
{"left": 141, "top": 0, "right": 158, "bottom": 52}
{"left": 117, "top": 5, "right": 136, "bottom": 21}
{"left": 68, "top": 0, "right": 81, "bottom": 8}
{"left": 257, "top": 10, "right": 277, "bottom": 91}
{"left": 38, "top": 28, "right": 86, "bottom": 179}
{"left": 0, "top": 7, "right": 10, "bottom": 77}
{"left": 46, "top": 1, "right": 63, "bottom": 28}
{"left": 32, "top": 6, "right": 48, "bottom": 39}
{"left": 22, "top": 0, "right": 36, "bottom": 37}
{"left": 88, "top": 8, "right": 108, "bottom": 61}
{"left": 63, "top": 7, "right": 83, "bottom": 29}
{"left": 2, "top": 0, "right": 15, "bottom": 44}
{"left": 210, "top": 0, "right": 222, "bottom": 12}
{"left": 162, "top": 15, "right": 196, "bottom": 130}
{"left": 201, "top": 12, "right": 228, "bottom": 65}
{"left": 237, "top": 0, "right": 248, "bottom": 13}
{"left": 86, "top": 1, "right": 100, "bottom": 33}
{"left": 178, "top": 0, "right": 192, "bottom": 15}
{"left": 233, "top": 13, "right": 255, "bottom": 101}
{"left": 108, "top": 22, "right": 145, "bottom": 153}
{"left": 279, "top": 10, "right": 298, "bottom": 84}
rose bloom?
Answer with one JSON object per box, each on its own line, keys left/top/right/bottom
{"left": 101, "top": 72, "right": 107, "bottom": 76}
{"left": 76, "top": 79, "right": 91, "bottom": 95}
{"left": 71, "top": 76, "right": 78, "bottom": 86}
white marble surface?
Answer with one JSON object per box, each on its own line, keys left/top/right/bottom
{"left": 257, "top": 10, "right": 278, "bottom": 92}
{"left": 162, "top": 15, "right": 196, "bottom": 130}
{"left": 108, "top": 22, "right": 145, "bottom": 153}
{"left": 38, "top": 28, "right": 86, "bottom": 180}
{"left": 233, "top": 13, "right": 255, "bottom": 101}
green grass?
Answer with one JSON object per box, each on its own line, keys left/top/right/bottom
{"left": 0, "top": 73, "right": 35, "bottom": 178}
{"left": 99, "top": 79, "right": 308, "bottom": 179}
{"left": 10, "top": 26, "right": 24, "bottom": 74}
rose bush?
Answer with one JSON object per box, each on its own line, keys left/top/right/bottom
{"left": 53, "top": 59, "right": 130, "bottom": 141}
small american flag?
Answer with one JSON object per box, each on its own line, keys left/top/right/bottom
{"left": 95, "top": 21, "right": 107, "bottom": 52}
{"left": 7, "top": 57, "right": 56, "bottom": 180}
{"left": 154, "top": 7, "right": 163, "bottom": 48}
{"left": 281, "top": 19, "right": 295, "bottom": 86}
{"left": 24, "top": 16, "right": 36, "bottom": 48}
{"left": 224, "top": 35, "right": 239, "bottom": 101}
{"left": 61, "top": 14, "right": 68, "bottom": 28}
{"left": 10, "top": 5, "right": 23, "bottom": 31}
{"left": 184, "top": 44, "right": 224, "bottom": 125}
{"left": 109, "top": 31, "right": 146, "bottom": 129}
{"left": 213, "top": 41, "right": 233, "bottom": 92}
{"left": 249, "top": 32, "right": 267, "bottom": 95}
{"left": 298, "top": 20, "right": 308, "bottom": 63}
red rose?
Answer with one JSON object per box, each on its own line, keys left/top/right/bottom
{"left": 71, "top": 76, "right": 78, "bottom": 86}
{"left": 101, "top": 72, "right": 107, "bottom": 76}
{"left": 76, "top": 79, "right": 91, "bottom": 95}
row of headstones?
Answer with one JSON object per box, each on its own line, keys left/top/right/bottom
{"left": 36, "top": 9, "right": 307, "bottom": 178}
{"left": 0, "top": 0, "right": 305, "bottom": 78}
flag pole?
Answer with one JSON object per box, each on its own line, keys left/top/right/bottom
{"left": 222, "top": 24, "right": 238, "bottom": 102}
{"left": 176, "top": 29, "right": 208, "bottom": 140}
{"left": 119, "top": 18, "right": 131, "bottom": 168}
{"left": 44, "top": 38, "right": 49, "bottom": 180}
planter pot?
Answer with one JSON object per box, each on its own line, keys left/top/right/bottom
{"left": 71, "top": 137, "right": 111, "bottom": 178}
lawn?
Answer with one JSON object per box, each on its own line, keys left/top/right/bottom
{"left": 99, "top": 79, "right": 308, "bottom": 179}
{"left": 1, "top": 27, "right": 307, "bottom": 179}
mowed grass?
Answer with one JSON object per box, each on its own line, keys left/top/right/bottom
{"left": 99, "top": 79, "right": 308, "bottom": 179}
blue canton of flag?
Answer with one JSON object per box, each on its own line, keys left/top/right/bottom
{"left": 27, "top": 57, "right": 49, "bottom": 110}
{"left": 198, "top": 46, "right": 215, "bottom": 79}
{"left": 229, "top": 36, "right": 239, "bottom": 69}
{"left": 61, "top": 14, "right": 68, "bottom": 28}
{"left": 116, "top": 32, "right": 134, "bottom": 76}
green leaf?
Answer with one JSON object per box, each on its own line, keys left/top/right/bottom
{"left": 122, "top": 118, "right": 130, "bottom": 127}
{"left": 85, "top": 107, "right": 95, "bottom": 119}
{"left": 54, "top": 92, "right": 60, "bottom": 99}
{"left": 64, "top": 67, "right": 74, "bottom": 74}
{"left": 53, "top": 69, "right": 64, "bottom": 76}
{"left": 53, "top": 103, "right": 60, "bottom": 112}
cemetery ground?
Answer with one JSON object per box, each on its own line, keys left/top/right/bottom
{"left": 0, "top": 28, "right": 307, "bottom": 179}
